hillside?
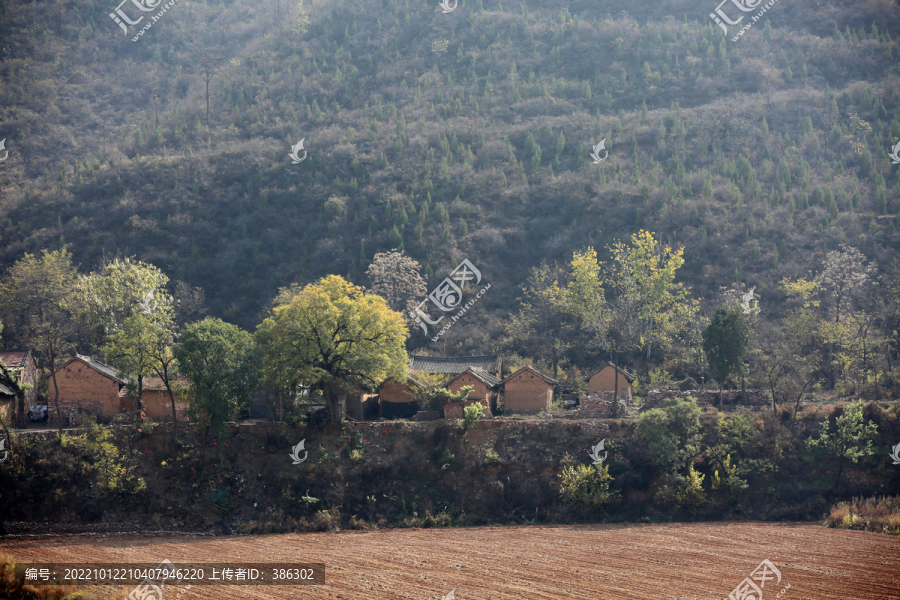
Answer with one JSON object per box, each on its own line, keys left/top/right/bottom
{"left": 0, "top": 0, "right": 898, "bottom": 356}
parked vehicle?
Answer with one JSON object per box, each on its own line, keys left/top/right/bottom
{"left": 28, "top": 405, "right": 48, "bottom": 422}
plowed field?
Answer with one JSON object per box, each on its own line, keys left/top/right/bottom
{"left": 2, "top": 523, "right": 898, "bottom": 599}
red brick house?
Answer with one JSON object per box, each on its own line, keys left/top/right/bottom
{"left": 587, "top": 363, "right": 635, "bottom": 400}
{"left": 49, "top": 355, "right": 129, "bottom": 418}
{"left": 502, "top": 365, "right": 558, "bottom": 412}
{"left": 378, "top": 374, "right": 424, "bottom": 419}
{"left": 0, "top": 350, "right": 38, "bottom": 423}
{"left": 444, "top": 367, "right": 501, "bottom": 414}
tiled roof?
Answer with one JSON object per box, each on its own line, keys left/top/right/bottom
{"left": 445, "top": 367, "right": 502, "bottom": 388}
{"left": 63, "top": 354, "right": 128, "bottom": 385}
{"left": 0, "top": 350, "right": 31, "bottom": 369}
{"left": 502, "top": 365, "right": 558, "bottom": 385}
{"left": 410, "top": 355, "right": 501, "bottom": 375}
{"left": 0, "top": 382, "right": 16, "bottom": 396}
{"left": 587, "top": 363, "right": 636, "bottom": 383}
{"left": 142, "top": 376, "right": 189, "bottom": 391}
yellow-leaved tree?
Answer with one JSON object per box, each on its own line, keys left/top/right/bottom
{"left": 256, "top": 275, "right": 409, "bottom": 428}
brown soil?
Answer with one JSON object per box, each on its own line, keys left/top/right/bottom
{"left": 2, "top": 522, "right": 898, "bottom": 599}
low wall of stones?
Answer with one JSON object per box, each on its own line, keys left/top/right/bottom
{"left": 47, "top": 398, "right": 104, "bottom": 425}
{"left": 577, "top": 392, "right": 628, "bottom": 418}
{"left": 642, "top": 388, "right": 768, "bottom": 409}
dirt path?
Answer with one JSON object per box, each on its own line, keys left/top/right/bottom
{"left": 2, "top": 522, "right": 898, "bottom": 599}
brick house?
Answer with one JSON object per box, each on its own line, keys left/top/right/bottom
{"left": 141, "top": 376, "right": 189, "bottom": 419}
{"left": 502, "top": 365, "right": 558, "bottom": 412}
{"left": 587, "top": 363, "right": 635, "bottom": 401}
{"left": 0, "top": 350, "right": 38, "bottom": 423}
{"left": 378, "top": 374, "right": 424, "bottom": 419}
{"left": 444, "top": 367, "right": 501, "bottom": 414}
{"left": 49, "top": 355, "right": 129, "bottom": 418}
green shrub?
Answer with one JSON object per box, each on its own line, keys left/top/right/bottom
{"left": 653, "top": 464, "right": 708, "bottom": 515}
{"left": 459, "top": 402, "right": 486, "bottom": 430}
{"left": 635, "top": 397, "right": 702, "bottom": 471}
{"left": 558, "top": 463, "right": 618, "bottom": 514}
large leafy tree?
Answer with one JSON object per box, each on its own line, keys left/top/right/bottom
{"left": 805, "top": 399, "right": 878, "bottom": 488}
{"left": 815, "top": 246, "right": 873, "bottom": 388}
{"left": 175, "top": 318, "right": 257, "bottom": 441}
{"left": 606, "top": 230, "right": 697, "bottom": 361}
{"left": 702, "top": 306, "right": 751, "bottom": 407}
{"left": 505, "top": 261, "right": 574, "bottom": 377}
{"left": 72, "top": 257, "right": 173, "bottom": 351}
{"left": 103, "top": 309, "right": 178, "bottom": 435}
{"left": 0, "top": 249, "right": 77, "bottom": 429}
{"left": 256, "top": 275, "right": 408, "bottom": 428}
{"left": 365, "top": 250, "right": 427, "bottom": 325}
{"left": 567, "top": 232, "right": 697, "bottom": 399}
{"left": 103, "top": 313, "right": 155, "bottom": 417}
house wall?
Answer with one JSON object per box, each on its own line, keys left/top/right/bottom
{"left": 0, "top": 396, "right": 13, "bottom": 424}
{"left": 380, "top": 380, "right": 417, "bottom": 403}
{"left": 141, "top": 389, "right": 188, "bottom": 418}
{"left": 504, "top": 373, "right": 553, "bottom": 411}
{"left": 443, "top": 399, "right": 493, "bottom": 420}
{"left": 446, "top": 375, "right": 496, "bottom": 410}
{"left": 49, "top": 360, "right": 122, "bottom": 416}
{"left": 587, "top": 367, "right": 633, "bottom": 400}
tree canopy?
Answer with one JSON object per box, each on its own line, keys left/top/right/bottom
{"left": 175, "top": 318, "right": 258, "bottom": 439}
{"left": 256, "top": 275, "right": 409, "bottom": 427}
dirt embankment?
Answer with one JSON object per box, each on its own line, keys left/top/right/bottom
{"left": 1, "top": 409, "right": 898, "bottom": 537}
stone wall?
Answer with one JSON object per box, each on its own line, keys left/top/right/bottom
{"left": 642, "top": 388, "right": 768, "bottom": 409}
{"left": 577, "top": 392, "right": 628, "bottom": 418}
{"left": 47, "top": 397, "right": 104, "bottom": 425}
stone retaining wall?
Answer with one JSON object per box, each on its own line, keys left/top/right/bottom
{"left": 642, "top": 388, "right": 768, "bottom": 409}
{"left": 577, "top": 392, "right": 628, "bottom": 418}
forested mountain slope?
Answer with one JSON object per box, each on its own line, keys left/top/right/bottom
{"left": 0, "top": 0, "right": 898, "bottom": 354}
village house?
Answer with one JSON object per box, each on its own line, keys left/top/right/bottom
{"left": 0, "top": 350, "right": 38, "bottom": 424}
{"left": 409, "top": 354, "right": 502, "bottom": 379}
{"left": 378, "top": 374, "right": 425, "bottom": 419}
{"left": 444, "top": 367, "right": 502, "bottom": 414}
{"left": 502, "top": 365, "right": 558, "bottom": 412}
{"left": 49, "top": 354, "right": 129, "bottom": 419}
{"left": 140, "top": 376, "right": 189, "bottom": 419}
{"left": 587, "top": 363, "right": 636, "bottom": 401}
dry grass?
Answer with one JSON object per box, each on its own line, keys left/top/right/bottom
{"left": 825, "top": 496, "right": 900, "bottom": 535}
{"left": 0, "top": 552, "right": 129, "bottom": 600}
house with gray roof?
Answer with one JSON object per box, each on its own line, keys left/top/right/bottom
{"left": 409, "top": 355, "right": 502, "bottom": 378}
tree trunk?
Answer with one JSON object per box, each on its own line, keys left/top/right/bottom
{"left": 324, "top": 381, "right": 343, "bottom": 429}
{"left": 50, "top": 367, "right": 63, "bottom": 434}
{"left": 741, "top": 373, "right": 746, "bottom": 405}
{"left": 166, "top": 381, "right": 177, "bottom": 452}
{"left": 718, "top": 382, "right": 724, "bottom": 408}
{"left": 612, "top": 355, "right": 619, "bottom": 402}
{"left": 793, "top": 378, "right": 812, "bottom": 418}
{"left": 834, "top": 457, "right": 844, "bottom": 489}
{"left": 767, "top": 372, "right": 778, "bottom": 414}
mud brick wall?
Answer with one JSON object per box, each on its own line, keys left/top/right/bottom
{"left": 642, "top": 389, "right": 768, "bottom": 409}
{"left": 443, "top": 401, "right": 493, "bottom": 420}
{"left": 50, "top": 359, "right": 124, "bottom": 416}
